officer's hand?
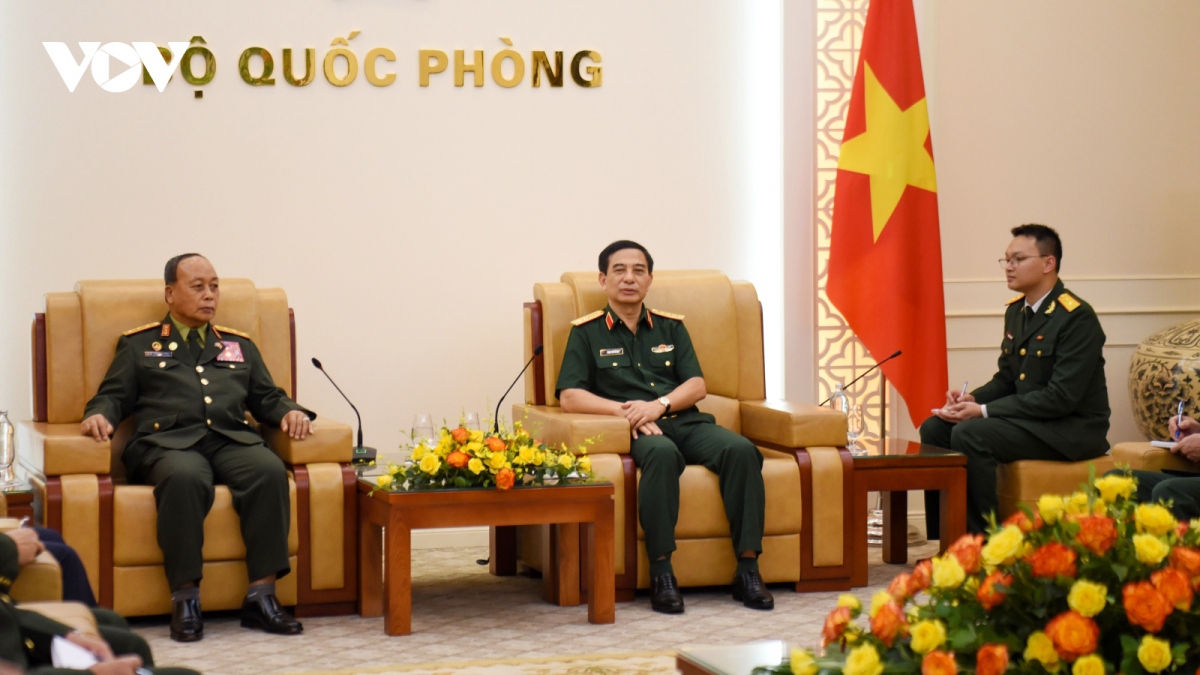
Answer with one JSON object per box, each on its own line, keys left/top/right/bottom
{"left": 631, "top": 422, "right": 663, "bottom": 440}
{"left": 947, "top": 389, "right": 975, "bottom": 405}
{"left": 4, "top": 528, "right": 44, "bottom": 567}
{"left": 81, "top": 414, "right": 114, "bottom": 442}
{"left": 1173, "top": 434, "right": 1200, "bottom": 462}
{"left": 68, "top": 630, "right": 116, "bottom": 661}
{"left": 938, "top": 402, "right": 983, "bottom": 423}
{"left": 87, "top": 655, "right": 143, "bottom": 675}
{"left": 1169, "top": 415, "right": 1198, "bottom": 440}
{"left": 281, "top": 411, "right": 313, "bottom": 440}
{"left": 621, "top": 400, "right": 664, "bottom": 433}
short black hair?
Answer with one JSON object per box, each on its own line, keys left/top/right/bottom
{"left": 1010, "top": 223, "right": 1062, "bottom": 272}
{"left": 598, "top": 240, "right": 653, "bottom": 274}
{"left": 165, "top": 253, "right": 204, "bottom": 285}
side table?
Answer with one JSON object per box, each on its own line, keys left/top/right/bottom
{"left": 2, "top": 485, "right": 34, "bottom": 522}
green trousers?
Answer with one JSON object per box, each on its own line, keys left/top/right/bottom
{"left": 130, "top": 431, "right": 292, "bottom": 591}
{"left": 628, "top": 409, "right": 765, "bottom": 562}
{"left": 1122, "top": 469, "right": 1200, "bottom": 520}
{"left": 920, "top": 416, "right": 1070, "bottom": 535}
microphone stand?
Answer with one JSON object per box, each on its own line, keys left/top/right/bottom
{"left": 311, "top": 358, "right": 376, "bottom": 474}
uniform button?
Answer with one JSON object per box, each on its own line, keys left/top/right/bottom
{"left": 196, "top": 366, "right": 204, "bottom": 373}
{"left": 1020, "top": 373, "right": 1026, "bottom": 381}
{"left": 159, "top": 361, "right": 166, "bottom": 368}
{"left": 201, "top": 378, "right": 209, "bottom": 386}
{"left": 612, "top": 362, "right": 618, "bottom": 367}
{"left": 665, "top": 361, "right": 671, "bottom": 366}
{"left": 637, "top": 363, "right": 641, "bottom": 367}
{"left": 650, "top": 382, "right": 656, "bottom": 387}
{"left": 1019, "top": 348, "right": 1026, "bottom": 356}
{"left": 230, "top": 364, "right": 236, "bottom": 369}
{"left": 204, "top": 396, "right": 213, "bottom": 404}
{"left": 153, "top": 423, "right": 160, "bottom": 430}
{"left": 207, "top": 419, "right": 212, "bottom": 425}
{"left": 243, "top": 420, "right": 249, "bottom": 425}
{"left": 1037, "top": 350, "right": 1042, "bottom": 357}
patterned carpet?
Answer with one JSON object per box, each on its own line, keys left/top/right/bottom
{"left": 131, "top": 542, "right": 939, "bottom": 675}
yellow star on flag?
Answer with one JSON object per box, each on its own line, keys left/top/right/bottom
{"left": 837, "top": 62, "right": 938, "bottom": 241}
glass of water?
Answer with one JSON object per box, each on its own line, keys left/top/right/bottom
{"left": 463, "top": 412, "right": 481, "bottom": 431}
{"left": 412, "top": 414, "right": 436, "bottom": 448}
{"left": 846, "top": 404, "right": 865, "bottom": 454}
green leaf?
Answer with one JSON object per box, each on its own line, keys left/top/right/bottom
{"left": 949, "top": 626, "right": 977, "bottom": 650}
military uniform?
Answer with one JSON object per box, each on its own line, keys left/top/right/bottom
{"left": 922, "top": 279, "right": 1110, "bottom": 534}
{"left": 84, "top": 314, "right": 312, "bottom": 591}
{"left": 555, "top": 305, "right": 766, "bottom": 562}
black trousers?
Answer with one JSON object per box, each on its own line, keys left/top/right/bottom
{"left": 1123, "top": 469, "right": 1200, "bottom": 520}
{"left": 35, "top": 527, "right": 96, "bottom": 607}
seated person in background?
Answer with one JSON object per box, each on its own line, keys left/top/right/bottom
{"left": 1121, "top": 415, "right": 1200, "bottom": 520}
{"left": 79, "top": 254, "right": 313, "bottom": 642}
{"left": 0, "top": 529, "right": 200, "bottom": 674}
{"left": 920, "top": 224, "right": 1110, "bottom": 535}
{"left": 556, "top": 240, "right": 773, "bottom": 614}
{"left": 18, "top": 527, "right": 96, "bottom": 607}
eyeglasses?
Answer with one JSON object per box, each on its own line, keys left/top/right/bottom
{"left": 998, "top": 255, "right": 1046, "bottom": 269}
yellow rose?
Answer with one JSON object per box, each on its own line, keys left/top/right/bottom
{"left": 963, "top": 576, "right": 980, "bottom": 594}
{"left": 558, "top": 453, "right": 575, "bottom": 469}
{"left": 837, "top": 594, "right": 862, "bottom": 611}
{"left": 1136, "top": 504, "right": 1177, "bottom": 537}
{"left": 412, "top": 444, "right": 429, "bottom": 461}
{"left": 790, "top": 648, "right": 817, "bottom": 675}
{"left": 488, "top": 452, "right": 508, "bottom": 470}
{"left": 909, "top": 619, "right": 947, "bottom": 655}
{"left": 1133, "top": 533, "right": 1171, "bottom": 565}
{"left": 1064, "top": 492, "right": 1106, "bottom": 517}
{"left": 534, "top": 451, "right": 546, "bottom": 465}
{"left": 869, "top": 590, "right": 892, "bottom": 617}
{"left": 419, "top": 453, "right": 440, "bottom": 475}
{"left": 468, "top": 457, "right": 484, "bottom": 475}
{"left": 1071, "top": 654, "right": 1105, "bottom": 675}
{"left": 1137, "top": 635, "right": 1172, "bottom": 674}
{"left": 1093, "top": 475, "right": 1135, "bottom": 503}
{"left": 435, "top": 435, "right": 454, "bottom": 456}
{"left": 1024, "top": 632, "right": 1060, "bottom": 672}
{"left": 578, "top": 456, "right": 592, "bottom": 473}
{"left": 517, "top": 447, "right": 536, "bottom": 464}
{"left": 1066, "top": 579, "right": 1107, "bottom": 617}
{"left": 468, "top": 429, "right": 484, "bottom": 443}
{"left": 465, "top": 440, "right": 484, "bottom": 455}
{"left": 376, "top": 474, "right": 393, "bottom": 487}
{"left": 843, "top": 644, "right": 883, "bottom": 675}
{"left": 1038, "top": 495, "right": 1065, "bottom": 525}
{"left": 981, "top": 525, "right": 1024, "bottom": 567}
{"left": 931, "top": 555, "right": 965, "bottom": 589}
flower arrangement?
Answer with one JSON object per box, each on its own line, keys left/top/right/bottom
{"left": 773, "top": 469, "right": 1200, "bottom": 675}
{"left": 374, "top": 419, "right": 596, "bottom": 491}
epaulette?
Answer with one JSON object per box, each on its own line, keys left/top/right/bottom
{"left": 122, "top": 322, "right": 161, "bottom": 337}
{"left": 1057, "top": 292, "right": 1080, "bottom": 312}
{"left": 570, "top": 310, "right": 604, "bottom": 327}
{"left": 214, "top": 325, "right": 251, "bottom": 339}
{"left": 1004, "top": 294, "right": 1025, "bottom": 306}
{"left": 649, "top": 308, "right": 685, "bottom": 321}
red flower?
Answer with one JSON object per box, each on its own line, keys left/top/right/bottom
{"left": 1151, "top": 567, "right": 1194, "bottom": 611}
{"left": 1029, "top": 542, "right": 1077, "bottom": 579}
{"left": 1003, "top": 510, "right": 1043, "bottom": 533}
{"left": 485, "top": 436, "right": 507, "bottom": 453}
{"left": 921, "top": 651, "right": 956, "bottom": 675}
{"left": 446, "top": 451, "right": 470, "bottom": 468}
{"left": 1073, "top": 514, "right": 1117, "bottom": 556}
{"left": 821, "top": 606, "right": 853, "bottom": 647}
{"left": 887, "top": 573, "right": 912, "bottom": 602}
{"left": 977, "top": 571, "right": 1012, "bottom": 611}
{"left": 451, "top": 427, "right": 470, "bottom": 443}
{"left": 976, "top": 644, "right": 1009, "bottom": 675}
{"left": 495, "top": 467, "right": 515, "bottom": 490}
{"left": 947, "top": 534, "right": 984, "bottom": 574}
{"left": 908, "top": 559, "right": 932, "bottom": 596}
{"left": 1044, "top": 610, "right": 1099, "bottom": 662}
{"left": 1123, "top": 580, "right": 1173, "bottom": 632}
{"left": 1171, "top": 546, "right": 1200, "bottom": 577}
{"left": 869, "top": 599, "right": 907, "bottom": 647}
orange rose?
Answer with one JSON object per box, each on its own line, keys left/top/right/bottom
{"left": 977, "top": 571, "right": 1013, "bottom": 611}
{"left": 1151, "top": 567, "right": 1194, "bottom": 611}
{"left": 451, "top": 427, "right": 470, "bottom": 443}
{"left": 446, "top": 450, "right": 470, "bottom": 468}
{"left": 1178, "top": 521, "right": 1190, "bottom": 539}
{"left": 975, "top": 644, "right": 1009, "bottom": 675}
{"left": 869, "top": 599, "right": 907, "bottom": 647}
{"left": 821, "top": 606, "right": 853, "bottom": 647}
{"left": 1029, "top": 542, "right": 1077, "bottom": 579}
{"left": 908, "top": 559, "right": 933, "bottom": 596}
{"left": 947, "top": 534, "right": 984, "bottom": 574}
{"left": 888, "top": 573, "right": 912, "bottom": 601}
{"left": 1123, "top": 580, "right": 1173, "bottom": 632}
{"left": 485, "top": 436, "right": 507, "bottom": 453}
{"left": 1171, "top": 546, "right": 1200, "bottom": 577}
{"left": 495, "top": 467, "right": 515, "bottom": 490}
{"left": 1044, "top": 610, "right": 1099, "bottom": 661}
{"left": 1003, "top": 510, "right": 1043, "bottom": 533}
{"left": 1074, "top": 515, "right": 1118, "bottom": 556}
{"left": 921, "top": 650, "right": 957, "bottom": 675}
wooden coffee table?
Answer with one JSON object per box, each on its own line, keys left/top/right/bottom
{"left": 676, "top": 640, "right": 788, "bottom": 675}
{"left": 851, "top": 439, "right": 967, "bottom": 587}
{"left": 357, "top": 480, "right": 615, "bottom": 635}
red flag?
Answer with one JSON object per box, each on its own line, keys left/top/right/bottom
{"left": 826, "top": 0, "right": 947, "bottom": 427}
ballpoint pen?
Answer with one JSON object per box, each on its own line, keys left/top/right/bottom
{"left": 959, "top": 381, "right": 968, "bottom": 403}
{"left": 1176, "top": 400, "right": 1185, "bottom": 440}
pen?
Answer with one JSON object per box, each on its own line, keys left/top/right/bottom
{"left": 959, "top": 381, "right": 969, "bottom": 404}
{"left": 1176, "top": 400, "right": 1185, "bottom": 440}
{"left": 17, "top": 516, "right": 29, "bottom": 528}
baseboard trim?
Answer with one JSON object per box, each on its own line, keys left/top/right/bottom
{"left": 412, "top": 526, "right": 490, "bottom": 549}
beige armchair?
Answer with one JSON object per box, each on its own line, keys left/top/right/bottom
{"left": 493, "top": 270, "right": 853, "bottom": 598}
{"left": 17, "top": 280, "right": 358, "bottom": 617}
{"left": 1112, "top": 442, "right": 1199, "bottom": 475}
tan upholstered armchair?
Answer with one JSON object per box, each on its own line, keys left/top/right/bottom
{"left": 493, "top": 271, "right": 853, "bottom": 597}
{"left": 16, "top": 280, "right": 358, "bottom": 617}
{"left": 1112, "top": 442, "right": 1198, "bottom": 475}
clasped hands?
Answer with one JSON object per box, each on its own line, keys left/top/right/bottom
{"left": 1169, "top": 416, "right": 1200, "bottom": 462}
{"left": 64, "top": 630, "right": 147, "bottom": 675}
{"left": 80, "top": 410, "right": 313, "bottom": 442}
{"left": 931, "top": 389, "right": 983, "bottom": 424}
{"left": 621, "top": 399, "right": 667, "bottom": 439}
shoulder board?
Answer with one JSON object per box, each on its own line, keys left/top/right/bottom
{"left": 1004, "top": 294, "right": 1025, "bottom": 306}
{"left": 570, "top": 310, "right": 604, "bottom": 327}
{"left": 649, "top": 309, "right": 685, "bottom": 321}
{"left": 122, "top": 322, "right": 161, "bottom": 337}
{"left": 1057, "top": 292, "right": 1080, "bottom": 313}
{"left": 213, "top": 325, "right": 251, "bottom": 339}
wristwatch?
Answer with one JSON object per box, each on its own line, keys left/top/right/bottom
{"left": 657, "top": 396, "right": 671, "bottom": 413}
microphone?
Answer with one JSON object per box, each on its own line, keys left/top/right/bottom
{"left": 492, "top": 345, "right": 544, "bottom": 434}
{"left": 818, "top": 350, "right": 903, "bottom": 406}
{"left": 311, "top": 357, "right": 376, "bottom": 466}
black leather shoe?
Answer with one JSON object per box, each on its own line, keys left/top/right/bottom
{"left": 650, "top": 573, "right": 684, "bottom": 614}
{"left": 732, "top": 569, "right": 774, "bottom": 610}
{"left": 240, "top": 594, "right": 303, "bottom": 634}
{"left": 170, "top": 597, "right": 203, "bottom": 642}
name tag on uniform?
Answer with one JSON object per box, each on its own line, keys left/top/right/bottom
{"left": 599, "top": 348, "right": 624, "bottom": 356}
{"left": 216, "top": 341, "right": 245, "bottom": 363}
{"left": 144, "top": 351, "right": 173, "bottom": 358}
{"left": 650, "top": 344, "right": 675, "bottom": 353}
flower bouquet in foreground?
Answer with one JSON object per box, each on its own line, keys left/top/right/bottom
{"left": 374, "top": 418, "right": 597, "bottom": 491}
{"left": 769, "top": 469, "right": 1200, "bottom": 675}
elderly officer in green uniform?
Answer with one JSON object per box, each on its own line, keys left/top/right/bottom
{"left": 556, "top": 240, "right": 773, "bottom": 614}
{"left": 921, "top": 224, "right": 1110, "bottom": 535}
{"left": 80, "top": 253, "right": 311, "bottom": 642}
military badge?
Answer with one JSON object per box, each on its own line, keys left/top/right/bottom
{"left": 1005, "top": 332, "right": 1014, "bottom": 340}
{"left": 1057, "top": 292, "right": 1080, "bottom": 312}
{"left": 599, "top": 348, "right": 624, "bottom": 356}
{"left": 650, "top": 344, "right": 675, "bottom": 353}
{"left": 160, "top": 324, "right": 171, "bottom": 337}
{"left": 144, "top": 351, "right": 172, "bottom": 358}
{"left": 216, "top": 341, "right": 245, "bottom": 363}
{"left": 1045, "top": 300, "right": 1056, "bottom": 315}
{"left": 152, "top": 341, "right": 162, "bottom": 351}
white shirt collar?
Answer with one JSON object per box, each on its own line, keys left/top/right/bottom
{"left": 1025, "top": 289, "right": 1054, "bottom": 314}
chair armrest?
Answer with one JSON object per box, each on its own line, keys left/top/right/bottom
{"left": 16, "top": 421, "right": 110, "bottom": 476}
{"left": 18, "top": 601, "right": 99, "bottom": 637}
{"left": 1112, "top": 441, "right": 1200, "bottom": 474}
{"left": 11, "top": 551, "right": 63, "bottom": 603}
{"left": 513, "top": 405, "right": 631, "bottom": 455}
{"left": 263, "top": 419, "right": 354, "bottom": 464}
{"left": 740, "top": 400, "right": 847, "bottom": 448}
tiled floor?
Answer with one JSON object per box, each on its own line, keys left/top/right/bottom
{"left": 136, "top": 542, "right": 940, "bottom": 674}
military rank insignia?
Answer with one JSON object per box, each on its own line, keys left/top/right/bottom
{"left": 650, "top": 344, "right": 675, "bottom": 353}
{"left": 1057, "top": 292, "right": 1080, "bottom": 312}
{"left": 144, "top": 351, "right": 172, "bottom": 358}
{"left": 599, "top": 348, "right": 624, "bottom": 356}
{"left": 216, "top": 340, "right": 245, "bottom": 363}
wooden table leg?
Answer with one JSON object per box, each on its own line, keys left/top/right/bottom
{"left": 587, "top": 500, "right": 615, "bottom": 624}
{"left": 551, "top": 523, "right": 580, "bottom": 607}
{"left": 939, "top": 469, "right": 968, "bottom": 553}
{"left": 358, "top": 505, "right": 383, "bottom": 618}
{"left": 881, "top": 490, "right": 908, "bottom": 564}
{"left": 384, "top": 507, "right": 412, "bottom": 636}
{"left": 489, "top": 526, "right": 517, "bottom": 576}
{"left": 852, "top": 477, "right": 869, "bottom": 587}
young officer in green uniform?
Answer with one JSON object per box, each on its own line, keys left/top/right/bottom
{"left": 921, "top": 224, "right": 1110, "bottom": 535}
{"left": 80, "top": 254, "right": 312, "bottom": 642}
{"left": 1120, "top": 414, "right": 1200, "bottom": 518}
{"left": 556, "top": 240, "right": 773, "bottom": 614}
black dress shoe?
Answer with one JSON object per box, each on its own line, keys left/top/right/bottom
{"left": 650, "top": 573, "right": 684, "bottom": 614}
{"left": 240, "top": 594, "right": 304, "bottom": 634}
{"left": 170, "top": 597, "right": 203, "bottom": 642}
{"left": 732, "top": 569, "right": 774, "bottom": 610}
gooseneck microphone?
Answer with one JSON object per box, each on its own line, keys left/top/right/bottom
{"left": 492, "top": 345, "right": 544, "bottom": 434}
{"left": 818, "top": 350, "right": 903, "bottom": 406}
{"left": 312, "top": 357, "right": 376, "bottom": 465}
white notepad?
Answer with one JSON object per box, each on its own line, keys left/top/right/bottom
{"left": 1150, "top": 440, "right": 1176, "bottom": 449}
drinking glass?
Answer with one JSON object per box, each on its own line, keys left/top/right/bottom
{"left": 463, "top": 412, "right": 481, "bottom": 431}
{"left": 846, "top": 404, "right": 864, "bottom": 454}
{"left": 411, "top": 414, "right": 436, "bottom": 448}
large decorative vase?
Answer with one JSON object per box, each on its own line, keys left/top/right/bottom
{"left": 1128, "top": 319, "right": 1200, "bottom": 440}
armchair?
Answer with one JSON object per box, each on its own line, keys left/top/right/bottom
{"left": 496, "top": 270, "right": 853, "bottom": 598}
{"left": 17, "top": 279, "right": 358, "bottom": 617}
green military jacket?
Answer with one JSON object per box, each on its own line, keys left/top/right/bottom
{"left": 85, "top": 313, "right": 313, "bottom": 472}
{"left": 972, "top": 279, "right": 1110, "bottom": 460}
{"left": 0, "top": 533, "right": 92, "bottom": 674}
{"left": 555, "top": 304, "right": 703, "bottom": 403}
